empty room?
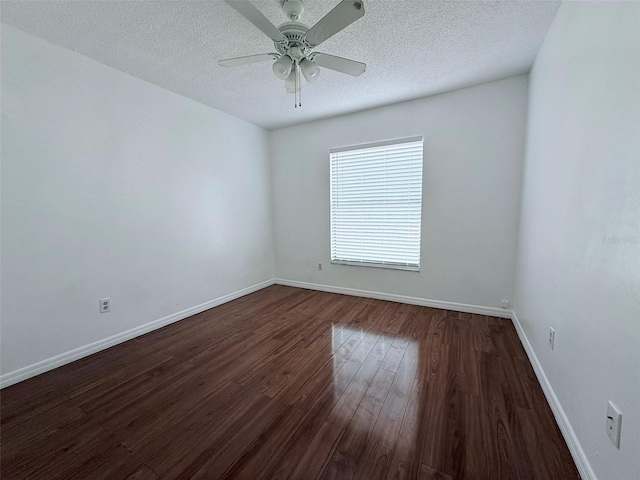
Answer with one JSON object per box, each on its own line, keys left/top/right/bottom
{"left": 1, "top": 0, "right": 638, "bottom": 479}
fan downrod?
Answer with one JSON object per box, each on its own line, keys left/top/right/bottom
{"left": 281, "top": 0, "right": 305, "bottom": 22}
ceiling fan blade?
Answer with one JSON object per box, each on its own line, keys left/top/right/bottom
{"left": 312, "top": 53, "right": 366, "bottom": 76}
{"left": 223, "top": 0, "right": 287, "bottom": 43}
{"left": 305, "top": 0, "right": 365, "bottom": 47}
{"left": 218, "top": 53, "right": 279, "bottom": 67}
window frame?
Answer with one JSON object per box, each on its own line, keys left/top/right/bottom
{"left": 329, "top": 135, "right": 424, "bottom": 272}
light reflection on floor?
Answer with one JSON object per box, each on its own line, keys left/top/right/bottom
{"left": 329, "top": 323, "right": 420, "bottom": 450}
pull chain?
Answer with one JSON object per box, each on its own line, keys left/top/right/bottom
{"left": 298, "top": 68, "right": 302, "bottom": 108}
{"left": 292, "top": 65, "right": 302, "bottom": 108}
{"left": 294, "top": 65, "right": 298, "bottom": 108}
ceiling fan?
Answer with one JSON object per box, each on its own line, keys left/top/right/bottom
{"left": 219, "top": 0, "right": 366, "bottom": 107}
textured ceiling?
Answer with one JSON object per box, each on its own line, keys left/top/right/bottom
{"left": 1, "top": 0, "right": 560, "bottom": 129}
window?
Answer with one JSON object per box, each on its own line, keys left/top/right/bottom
{"left": 330, "top": 136, "right": 423, "bottom": 271}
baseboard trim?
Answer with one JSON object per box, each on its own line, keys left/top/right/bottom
{"left": 274, "top": 278, "right": 512, "bottom": 318}
{"left": 510, "top": 311, "right": 596, "bottom": 480}
{"left": 0, "top": 279, "right": 275, "bottom": 389}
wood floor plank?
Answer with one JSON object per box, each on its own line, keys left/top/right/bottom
{"left": 289, "top": 421, "right": 344, "bottom": 480}
{"left": 418, "top": 369, "right": 449, "bottom": 473}
{"left": 380, "top": 335, "right": 410, "bottom": 373}
{"left": 264, "top": 386, "right": 347, "bottom": 480}
{"left": 417, "top": 320, "right": 449, "bottom": 382}
{"left": 326, "top": 347, "right": 386, "bottom": 429}
{"left": 124, "top": 465, "right": 159, "bottom": 480}
{"left": 353, "top": 441, "right": 394, "bottom": 480}
{"left": 148, "top": 392, "right": 272, "bottom": 478}
{"left": 456, "top": 317, "right": 481, "bottom": 396}
{"left": 218, "top": 404, "right": 309, "bottom": 479}
{"left": 321, "top": 367, "right": 395, "bottom": 479}
{"left": 419, "top": 464, "right": 453, "bottom": 480}
{"left": 464, "top": 393, "right": 492, "bottom": 480}
{"left": 0, "top": 285, "right": 580, "bottom": 480}
{"left": 479, "top": 352, "right": 521, "bottom": 480}
{"left": 2, "top": 418, "right": 114, "bottom": 479}
{"left": 188, "top": 394, "right": 298, "bottom": 479}
{"left": 386, "top": 378, "right": 425, "bottom": 480}
{"left": 371, "top": 340, "right": 417, "bottom": 451}
{"left": 51, "top": 442, "right": 132, "bottom": 480}
{"left": 75, "top": 356, "right": 187, "bottom": 417}
{"left": 0, "top": 404, "right": 87, "bottom": 458}
{"left": 106, "top": 381, "right": 260, "bottom": 478}
{"left": 518, "top": 406, "right": 580, "bottom": 480}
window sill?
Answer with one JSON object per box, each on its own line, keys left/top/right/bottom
{"left": 330, "top": 260, "right": 420, "bottom": 272}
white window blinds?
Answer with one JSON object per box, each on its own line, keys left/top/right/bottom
{"left": 330, "top": 136, "right": 423, "bottom": 271}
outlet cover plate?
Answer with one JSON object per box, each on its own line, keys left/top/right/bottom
{"left": 100, "top": 298, "right": 110, "bottom": 313}
{"left": 606, "top": 401, "right": 622, "bottom": 448}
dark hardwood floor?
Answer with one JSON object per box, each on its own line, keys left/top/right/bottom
{"left": 0, "top": 285, "right": 580, "bottom": 480}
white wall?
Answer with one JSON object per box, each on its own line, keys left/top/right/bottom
{"left": 513, "top": 3, "right": 640, "bottom": 480}
{"left": 0, "top": 25, "right": 274, "bottom": 379}
{"left": 271, "top": 76, "right": 528, "bottom": 311}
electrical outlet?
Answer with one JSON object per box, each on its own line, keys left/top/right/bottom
{"left": 318, "top": 263, "right": 323, "bottom": 271}
{"left": 606, "top": 401, "right": 622, "bottom": 448}
{"left": 100, "top": 298, "right": 110, "bottom": 313}
{"left": 501, "top": 300, "right": 509, "bottom": 309}
{"left": 548, "top": 327, "right": 555, "bottom": 350}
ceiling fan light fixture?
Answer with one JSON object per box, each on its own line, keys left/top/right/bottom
{"left": 272, "top": 55, "right": 293, "bottom": 80}
{"left": 299, "top": 57, "right": 320, "bottom": 83}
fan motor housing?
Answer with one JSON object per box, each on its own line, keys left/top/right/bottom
{"left": 275, "top": 22, "right": 311, "bottom": 57}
